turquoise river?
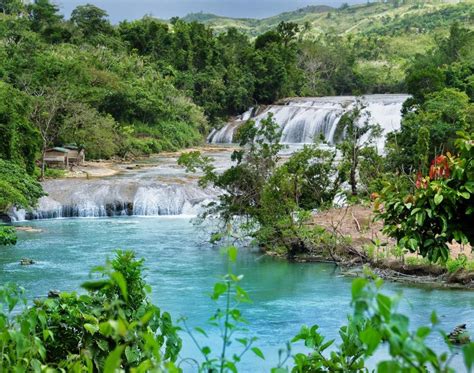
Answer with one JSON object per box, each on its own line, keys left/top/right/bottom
{"left": 2, "top": 216, "right": 474, "bottom": 372}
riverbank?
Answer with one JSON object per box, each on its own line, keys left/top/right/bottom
{"left": 57, "top": 145, "right": 238, "bottom": 179}
{"left": 286, "top": 205, "right": 474, "bottom": 290}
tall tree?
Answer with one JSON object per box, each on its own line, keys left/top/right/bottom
{"left": 70, "top": 4, "right": 113, "bottom": 39}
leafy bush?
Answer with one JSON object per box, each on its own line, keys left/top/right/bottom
{"left": 446, "top": 254, "right": 468, "bottom": 273}
{"left": 288, "top": 270, "right": 474, "bottom": 372}
{"left": 377, "top": 132, "right": 474, "bottom": 263}
{"left": 0, "top": 159, "right": 45, "bottom": 214}
{"left": 0, "top": 251, "right": 181, "bottom": 371}
{"left": 0, "top": 226, "right": 17, "bottom": 246}
{"left": 43, "top": 167, "right": 66, "bottom": 179}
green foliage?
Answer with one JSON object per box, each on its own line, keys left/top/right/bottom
{"left": 0, "top": 81, "right": 39, "bottom": 174}
{"left": 0, "top": 159, "right": 45, "bottom": 214}
{"left": 0, "top": 5, "right": 208, "bottom": 164}
{"left": 377, "top": 132, "right": 474, "bottom": 263}
{"left": 43, "top": 167, "right": 65, "bottom": 179}
{"left": 0, "top": 226, "right": 17, "bottom": 246}
{"left": 287, "top": 272, "right": 474, "bottom": 372}
{"left": 0, "top": 251, "right": 181, "bottom": 371}
{"left": 336, "top": 101, "right": 382, "bottom": 196}
{"left": 387, "top": 23, "right": 473, "bottom": 172}
{"left": 180, "top": 115, "right": 347, "bottom": 256}
{"left": 446, "top": 254, "right": 468, "bottom": 274}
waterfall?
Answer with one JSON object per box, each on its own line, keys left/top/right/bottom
{"left": 10, "top": 179, "right": 217, "bottom": 221}
{"left": 208, "top": 94, "right": 409, "bottom": 148}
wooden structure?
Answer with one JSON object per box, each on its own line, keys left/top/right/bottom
{"left": 64, "top": 145, "right": 85, "bottom": 165}
{"left": 44, "top": 146, "right": 85, "bottom": 168}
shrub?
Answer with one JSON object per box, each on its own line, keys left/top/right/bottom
{"left": 376, "top": 131, "right": 474, "bottom": 263}
{"left": 0, "top": 251, "right": 181, "bottom": 371}
{"left": 0, "top": 226, "right": 17, "bottom": 246}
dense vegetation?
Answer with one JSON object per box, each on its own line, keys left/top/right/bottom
{"left": 1, "top": 1, "right": 474, "bottom": 371}
{"left": 180, "top": 22, "right": 474, "bottom": 264}
{"left": 1, "top": 250, "right": 473, "bottom": 371}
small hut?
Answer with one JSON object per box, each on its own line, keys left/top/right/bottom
{"left": 44, "top": 146, "right": 85, "bottom": 168}
{"left": 64, "top": 145, "right": 85, "bottom": 165}
{"left": 44, "top": 147, "right": 70, "bottom": 168}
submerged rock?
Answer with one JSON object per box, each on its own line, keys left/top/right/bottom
{"left": 20, "top": 258, "right": 35, "bottom": 266}
{"left": 16, "top": 226, "right": 42, "bottom": 233}
{"left": 447, "top": 324, "right": 471, "bottom": 345}
{"left": 48, "top": 290, "right": 61, "bottom": 298}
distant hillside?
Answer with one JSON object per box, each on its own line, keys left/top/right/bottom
{"left": 179, "top": 1, "right": 473, "bottom": 37}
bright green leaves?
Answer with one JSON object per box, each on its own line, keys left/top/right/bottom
{"left": 110, "top": 271, "right": 128, "bottom": 301}
{"left": 352, "top": 278, "right": 368, "bottom": 299}
{"left": 0, "top": 226, "right": 17, "bottom": 246}
{"left": 463, "top": 343, "right": 474, "bottom": 371}
{"left": 251, "top": 347, "right": 265, "bottom": 360}
{"left": 211, "top": 282, "right": 228, "bottom": 301}
{"left": 360, "top": 327, "right": 381, "bottom": 355}
{"left": 227, "top": 245, "right": 238, "bottom": 263}
{"left": 84, "top": 322, "right": 99, "bottom": 335}
{"left": 378, "top": 132, "right": 474, "bottom": 263}
{"left": 103, "top": 345, "right": 125, "bottom": 373}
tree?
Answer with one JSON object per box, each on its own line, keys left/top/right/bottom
{"left": 60, "top": 103, "right": 119, "bottom": 160}
{"left": 0, "top": 81, "right": 39, "bottom": 174}
{"left": 0, "top": 159, "right": 44, "bottom": 215}
{"left": 298, "top": 35, "right": 358, "bottom": 96}
{"left": 335, "top": 102, "right": 382, "bottom": 196}
{"left": 276, "top": 21, "right": 299, "bottom": 47}
{"left": 70, "top": 4, "right": 113, "bottom": 39}
{"left": 387, "top": 88, "right": 472, "bottom": 172}
{"left": 28, "top": 0, "right": 69, "bottom": 43}
{"left": 29, "top": 87, "right": 67, "bottom": 179}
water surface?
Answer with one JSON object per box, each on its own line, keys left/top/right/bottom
{"left": 2, "top": 217, "right": 473, "bottom": 372}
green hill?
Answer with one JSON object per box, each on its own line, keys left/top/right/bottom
{"left": 180, "top": 1, "right": 473, "bottom": 38}
{"left": 177, "top": 1, "right": 473, "bottom": 94}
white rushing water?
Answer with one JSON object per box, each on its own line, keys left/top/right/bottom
{"left": 10, "top": 95, "right": 408, "bottom": 221}
{"left": 9, "top": 149, "right": 230, "bottom": 221}
{"left": 9, "top": 180, "right": 217, "bottom": 221}
{"left": 208, "top": 94, "right": 409, "bottom": 150}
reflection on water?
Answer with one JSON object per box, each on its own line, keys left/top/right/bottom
{"left": 2, "top": 217, "right": 473, "bottom": 371}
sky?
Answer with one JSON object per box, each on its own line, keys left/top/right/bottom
{"left": 56, "top": 0, "right": 363, "bottom": 22}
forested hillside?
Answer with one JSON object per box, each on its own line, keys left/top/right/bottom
{"left": 1, "top": 0, "right": 473, "bottom": 231}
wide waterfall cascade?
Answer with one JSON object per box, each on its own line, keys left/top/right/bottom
{"left": 8, "top": 149, "right": 234, "bottom": 221}
{"left": 9, "top": 179, "right": 218, "bottom": 221}
{"left": 208, "top": 94, "right": 409, "bottom": 149}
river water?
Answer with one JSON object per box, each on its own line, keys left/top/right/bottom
{"left": 3, "top": 217, "right": 473, "bottom": 372}
{"left": 3, "top": 95, "right": 473, "bottom": 371}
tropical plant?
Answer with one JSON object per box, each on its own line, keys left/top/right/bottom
{"left": 0, "top": 251, "right": 181, "bottom": 371}
{"left": 285, "top": 269, "right": 474, "bottom": 373}
{"left": 376, "top": 131, "right": 474, "bottom": 263}
{"left": 0, "top": 226, "right": 17, "bottom": 246}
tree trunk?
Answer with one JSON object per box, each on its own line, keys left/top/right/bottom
{"left": 40, "top": 147, "right": 46, "bottom": 181}
{"left": 350, "top": 157, "right": 358, "bottom": 196}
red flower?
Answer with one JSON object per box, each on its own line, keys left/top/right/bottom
{"left": 429, "top": 155, "right": 450, "bottom": 180}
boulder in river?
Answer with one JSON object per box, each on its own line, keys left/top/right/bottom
{"left": 447, "top": 324, "right": 471, "bottom": 345}
{"left": 20, "top": 258, "right": 35, "bottom": 266}
{"left": 48, "top": 290, "right": 61, "bottom": 298}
